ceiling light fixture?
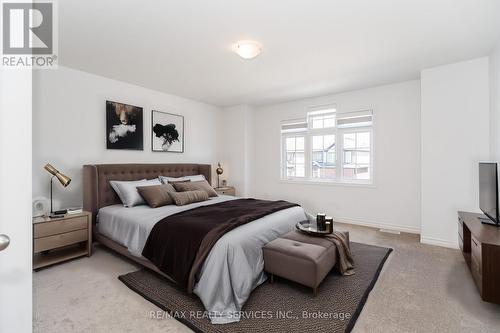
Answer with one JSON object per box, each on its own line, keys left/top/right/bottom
{"left": 233, "top": 40, "right": 262, "bottom": 60}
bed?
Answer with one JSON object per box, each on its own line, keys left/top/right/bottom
{"left": 83, "top": 163, "right": 307, "bottom": 324}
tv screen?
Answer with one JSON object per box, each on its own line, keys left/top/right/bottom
{"left": 479, "top": 162, "right": 499, "bottom": 224}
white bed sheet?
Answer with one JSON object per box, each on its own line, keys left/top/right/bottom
{"left": 97, "top": 195, "right": 307, "bottom": 324}
{"left": 97, "top": 195, "right": 236, "bottom": 257}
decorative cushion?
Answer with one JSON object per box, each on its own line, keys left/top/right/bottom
{"left": 172, "top": 180, "right": 218, "bottom": 197}
{"left": 137, "top": 184, "right": 176, "bottom": 208}
{"left": 168, "top": 190, "right": 209, "bottom": 206}
{"left": 159, "top": 174, "right": 205, "bottom": 184}
{"left": 109, "top": 178, "right": 162, "bottom": 207}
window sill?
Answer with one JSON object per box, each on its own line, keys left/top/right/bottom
{"left": 279, "top": 179, "right": 376, "bottom": 188}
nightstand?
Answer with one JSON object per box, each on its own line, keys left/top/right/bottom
{"left": 214, "top": 186, "right": 236, "bottom": 196}
{"left": 33, "top": 211, "right": 92, "bottom": 270}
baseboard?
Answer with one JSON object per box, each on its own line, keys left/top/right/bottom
{"left": 420, "top": 236, "right": 459, "bottom": 249}
{"left": 335, "top": 216, "right": 421, "bottom": 234}
{"left": 335, "top": 216, "right": 460, "bottom": 249}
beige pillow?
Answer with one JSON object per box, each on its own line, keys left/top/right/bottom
{"left": 137, "top": 184, "right": 176, "bottom": 208}
{"left": 172, "top": 180, "right": 218, "bottom": 197}
{"left": 168, "top": 190, "right": 209, "bottom": 206}
{"left": 110, "top": 178, "right": 161, "bottom": 207}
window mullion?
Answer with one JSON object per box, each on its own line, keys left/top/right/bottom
{"left": 281, "top": 134, "right": 286, "bottom": 179}
{"left": 305, "top": 133, "right": 311, "bottom": 179}
{"left": 337, "top": 129, "right": 342, "bottom": 182}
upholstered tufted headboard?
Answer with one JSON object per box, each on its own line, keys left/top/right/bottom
{"left": 83, "top": 163, "right": 211, "bottom": 223}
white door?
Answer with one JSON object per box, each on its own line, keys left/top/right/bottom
{"left": 0, "top": 69, "right": 33, "bottom": 332}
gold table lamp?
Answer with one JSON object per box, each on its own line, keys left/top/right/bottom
{"left": 44, "top": 163, "right": 71, "bottom": 217}
{"left": 216, "top": 162, "right": 224, "bottom": 188}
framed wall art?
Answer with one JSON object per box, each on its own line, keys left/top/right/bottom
{"left": 106, "top": 100, "right": 143, "bottom": 150}
{"left": 151, "top": 110, "right": 184, "bottom": 153}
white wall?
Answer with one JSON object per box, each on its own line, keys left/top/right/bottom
{"left": 490, "top": 41, "right": 500, "bottom": 161}
{"left": 420, "top": 58, "right": 490, "bottom": 248}
{"left": 218, "top": 105, "right": 254, "bottom": 196}
{"left": 33, "top": 66, "right": 222, "bottom": 209}
{"left": 252, "top": 80, "right": 422, "bottom": 233}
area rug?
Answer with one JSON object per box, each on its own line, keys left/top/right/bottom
{"left": 119, "top": 242, "right": 392, "bottom": 333}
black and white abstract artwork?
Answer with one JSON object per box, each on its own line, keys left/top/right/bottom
{"left": 152, "top": 110, "right": 184, "bottom": 153}
{"left": 106, "top": 101, "right": 143, "bottom": 150}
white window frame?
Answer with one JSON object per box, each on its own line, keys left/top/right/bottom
{"left": 280, "top": 107, "right": 374, "bottom": 186}
{"left": 281, "top": 133, "right": 308, "bottom": 180}
{"left": 337, "top": 127, "right": 373, "bottom": 184}
{"left": 309, "top": 126, "right": 338, "bottom": 182}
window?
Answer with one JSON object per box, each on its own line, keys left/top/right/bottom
{"left": 342, "top": 131, "right": 371, "bottom": 180}
{"left": 285, "top": 136, "right": 305, "bottom": 177}
{"left": 281, "top": 119, "right": 307, "bottom": 178}
{"left": 281, "top": 108, "right": 373, "bottom": 184}
{"left": 309, "top": 112, "right": 336, "bottom": 129}
{"left": 312, "top": 134, "right": 336, "bottom": 179}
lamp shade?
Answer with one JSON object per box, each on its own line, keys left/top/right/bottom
{"left": 44, "top": 163, "right": 71, "bottom": 187}
{"left": 216, "top": 162, "right": 224, "bottom": 175}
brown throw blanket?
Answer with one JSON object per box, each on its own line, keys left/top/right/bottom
{"left": 326, "top": 230, "right": 355, "bottom": 275}
{"left": 142, "top": 198, "right": 299, "bottom": 293}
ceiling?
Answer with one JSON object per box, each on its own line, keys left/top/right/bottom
{"left": 59, "top": 0, "right": 500, "bottom": 107}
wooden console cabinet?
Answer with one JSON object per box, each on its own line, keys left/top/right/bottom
{"left": 458, "top": 211, "right": 500, "bottom": 304}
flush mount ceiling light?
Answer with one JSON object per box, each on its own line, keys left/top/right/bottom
{"left": 233, "top": 40, "right": 262, "bottom": 60}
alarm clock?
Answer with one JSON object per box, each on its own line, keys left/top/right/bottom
{"left": 32, "top": 197, "right": 50, "bottom": 217}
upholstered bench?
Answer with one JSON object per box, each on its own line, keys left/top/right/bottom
{"left": 263, "top": 230, "right": 343, "bottom": 296}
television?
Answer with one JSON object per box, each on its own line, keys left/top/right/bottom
{"left": 478, "top": 162, "right": 500, "bottom": 226}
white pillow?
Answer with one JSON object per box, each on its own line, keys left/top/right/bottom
{"left": 110, "top": 178, "right": 162, "bottom": 207}
{"left": 159, "top": 174, "right": 206, "bottom": 184}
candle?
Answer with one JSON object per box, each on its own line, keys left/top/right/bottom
{"left": 325, "top": 216, "right": 334, "bottom": 233}
{"left": 317, "top": 213, "right": 326, "bottom": 231}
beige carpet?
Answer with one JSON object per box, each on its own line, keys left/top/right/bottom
{"left": 33, "top": 223, "right": 500, "bottom": 333}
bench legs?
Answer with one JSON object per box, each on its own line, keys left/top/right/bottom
{"left": 313, "top": 287, "right": 318, "bottom": 297}
{"left": 270, "top": 273, "right": 274, "bottom": 284}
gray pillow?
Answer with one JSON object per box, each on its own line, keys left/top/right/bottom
{"left": 159, "top": 174, "right": 205, "bottom": 184}
{"left": 168, "top": 190, "right": 209, "bottom": 206}
{"left": 137, "top": 184, "right": 176, "bottom": 208}
{"left": 172, "top": 180, "right": 218, "bottom": 197}
{"left": 109, "top": 178, "right": 161, "bottom": 207}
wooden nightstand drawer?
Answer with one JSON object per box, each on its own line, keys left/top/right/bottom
{"left": 34, "top": 216, "right": 88, "bottom": 238}
{"left": 34, "top": 229, "right": 88, "bottom": 253}
{"left": 214, "top": 187, "right": 236, "bottom": 196}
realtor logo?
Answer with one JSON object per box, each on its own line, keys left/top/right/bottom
{"left": 1, "top": 1, "right": 57, "bottom": 68}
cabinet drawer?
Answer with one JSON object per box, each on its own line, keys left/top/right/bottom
{"left": 457, "top": 219, "right": 464, "bottom": 239}
{"left": 219, "top": 190, "right": 235, "bottom": 195}
{"left": 471, "top": 254, "right": 483, "bottom": 294}
{"left": 34, "top": 216, "right": 87, "bottom": 238}
{"left": 34, "top": 229, "right": 88, "bottom": 253}
{"left": 215, "top": 188, "right": 235, "bottom": 196}
{"left": 471, "top": 234, "right": 482, "bottom": 269}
